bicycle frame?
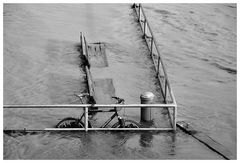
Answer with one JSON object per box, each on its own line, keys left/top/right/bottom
{"left": 79, "top": 107, "right": 124, "bottom": 128}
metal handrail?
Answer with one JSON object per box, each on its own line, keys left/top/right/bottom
{"left": 3, "top": 12, "right": 178, "bottom": 131}
{"left": 80, "top": 32, "right": 95, "bottom": 98}
{"left": 4, "top": 104, "right": 176, "bottom": 131}
{"left": 133, "top": 4, "right": 176, "bottom": 105}
{"left": 3, "top": 104, "right": 176, "bottom": 108}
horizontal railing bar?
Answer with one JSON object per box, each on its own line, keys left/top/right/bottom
{"left": 4, "top": 128, "right": 174, "bottom": 131}
{"left": 43, "top": 128, "right": 173, "bottom": 131}
{"left": 3, "top": 104, "right": 177, "bottom": 109}
{"left": 87, "top": 128, "right": 174, "bottom": 131}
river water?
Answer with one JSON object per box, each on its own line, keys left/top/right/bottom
{"left": 3, "top": 4, "right": 236, "bottom": 159}
{"left": 143, "top": 3, "right": 237, "bottom": 157}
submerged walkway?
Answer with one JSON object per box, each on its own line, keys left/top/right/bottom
{"left": 3, "top": 39, "right": 172, "bottom": 130}
{"left": 85, "top": 38, "right": 172, "bottom": 128}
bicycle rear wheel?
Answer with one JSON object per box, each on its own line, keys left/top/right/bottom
{"left": 56, "top": 117, "right": 84, "bottom": 128}
{"left": 112, "top": 119, "right": 141, "bottom": 128}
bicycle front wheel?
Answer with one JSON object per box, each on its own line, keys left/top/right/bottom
{"left": 112, "top": 119, "right": 141, "bottom": 128}
{"left": 56, "top": 117, "right": 84, "bottom": 128}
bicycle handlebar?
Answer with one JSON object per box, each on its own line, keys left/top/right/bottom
{"left": 111, "top": 96, "right": 125, "bottom": 104}
{"left": 74, "top": 93, "right": 90, "bottom": 104}
{"left": 73, "top": 94, "right": 124, "bottom": 105}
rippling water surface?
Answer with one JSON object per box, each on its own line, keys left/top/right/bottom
{"left": 143, "top": 3, "right": 236, "bottom": 156}
{"left": 3, "top": 3, "right": 236, "bottom": 159}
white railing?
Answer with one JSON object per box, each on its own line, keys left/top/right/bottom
{"left": 3, "top": 5, "right": 177, "bottom": 131}
{"left": 4, "top": 104, "right": 177, "bottom": 131}
{"left": 132, "top": 4, "right": 177, "bottom": 126}
{"left": 132, "top": 4, "right": 176, "bottom": 105}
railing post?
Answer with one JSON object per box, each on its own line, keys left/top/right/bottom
{"left": 150, "top": 38, "right": 153, "bottom": 56}
{"left": 80, "top": 32, "right": 82, "bottom": 46}
{"left": 157, "top": 56, "right": 160, "bottom": 76}
{"left": 85, "top": 107, "right": 88, "bottom": 131}
{"left": 143, "top": 20, "right": 146, "bottom": 37}
{"left": 83, "top": 36, "right": 89, "bottom": 59}
{"left": 138, "top": 4, "right": 141, "bottom": 22}
{"left": 80, "top": 32, "right": 83, "bottom": 55}
{"left": 164, "top": 79, "right": 167, "bottom": 103}
{"left": 173, "top": 106, "right": 177, "bottom": 130}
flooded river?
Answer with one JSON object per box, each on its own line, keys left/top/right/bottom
{"left": 143, "top": 3, "right": 236, "bottom": 157}
{"left": 3, "top": 4, "right": 236, "bottom": 159}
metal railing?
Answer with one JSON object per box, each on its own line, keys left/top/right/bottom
{"left": 132, "top": 4, "right": 177, "bottom": 105}
{"left": 80, "top": 32, "right": 95, "bottom": 99}
{"left": 132, "top": 4, "right": 177, "bottom": 128}
{"left": 4, "top": 104, "right": 176, "bottom": 131}
{"left": 3, "top": 6, "right": 177, "bottom": 131}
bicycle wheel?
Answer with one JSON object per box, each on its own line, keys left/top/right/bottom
{"left": 112, "top": 119, "right": 141, "bottom": 128}
{"left": 56, "top": 117, "right": 84, "bottom": 128}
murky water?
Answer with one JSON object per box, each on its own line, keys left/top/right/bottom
{"left": 3, "top": 4, "right": 236, "bottom": 159}
{"left": 143, "top": 3, "right": 236, "bottom": 157}
{"left": 4, "top": 130, "right": 222, "bottom": 159}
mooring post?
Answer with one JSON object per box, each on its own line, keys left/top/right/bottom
{"left": 140, "top": 92, "right": 155, "bottom": 122}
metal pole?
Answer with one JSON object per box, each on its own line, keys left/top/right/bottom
{"left": 150, "top": 38, "right": 153, "bottom": 56}
{"left": 173, "top": 107, "right": 177, "bottom": 130}
{"left": 143, "top": 20, "right": 146, "bottom": 37}
{"left": 137, "top": 4, "right": 173, "bottom": 103}
{"left": 3, "top": 104, "right": 177, "bottom": 109}
{"left": 83, "top": 36, "right": 89, "bottom": 59}
{"left": 81, "top": 35, "right": 86, "bottom": 56}
{"left": 138, "top": 4, "right": 141, "bottom": 22}
{"left": 87, "top": 128, "right": 173, "bottom": 131}
{"left": 85, "top": 107, "right": 88, "bottom": 131}
{"left": 80, "top": 32, "right": 83, "bottom": 55}
{"left": 157, "top": 56, "right": 160, "bottom": 76}
{"left": 80, "top": 32, "right": 82, "bottom": 46}
{"left": 42, "top": 127, "right": 174, "bottom": 131}
{"left": 164, "top": 79, "right": 167, "bottom": 103}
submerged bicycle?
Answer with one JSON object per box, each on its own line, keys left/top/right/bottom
{"left": 56, "top": 93, "right": 141, "bottom": 128}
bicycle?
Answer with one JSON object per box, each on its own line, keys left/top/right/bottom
{"left": 56, "top": 93, "right": 141, "bottom": 128}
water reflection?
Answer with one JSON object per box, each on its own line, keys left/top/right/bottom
{"left": 139, "top": 132, "right": 153, "bottom": 147}
{"left": 5, "top": 130, "right": 224, "bottom": 159}
{"left": 167, "top": 132, "right": 176, "bottom": 156}
{"left": 139, "top": 131, "right": 176, "bottom": 155}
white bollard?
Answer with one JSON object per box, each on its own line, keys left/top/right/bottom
{"left": 140, "top": 92, "right": 155, "bottom": 122}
